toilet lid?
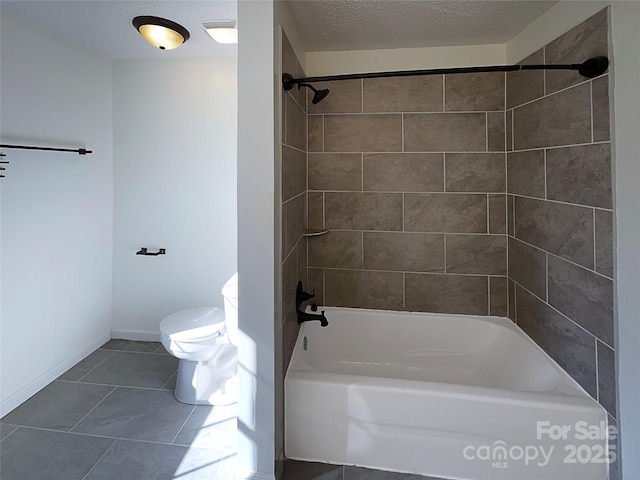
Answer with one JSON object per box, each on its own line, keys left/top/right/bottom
{"left": 159, "top": 307, "right": 226, "bottom": 342}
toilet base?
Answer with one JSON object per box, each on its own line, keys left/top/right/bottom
{"left": 174, "top": 346, "right": 238, "bottom": 406}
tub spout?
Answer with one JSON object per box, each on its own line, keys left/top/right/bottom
{"left": 298, "top": 310, "right": 329, "bottom": 327}
{"left": 296, "top": 281, "right": 329, "bottom": 327}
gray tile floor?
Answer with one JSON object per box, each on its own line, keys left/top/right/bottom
{"left": 283, "top": 460, "right": 448, "bottom": 480}
{"left": 0, "top": 340, "right": 237, "bottom": 480}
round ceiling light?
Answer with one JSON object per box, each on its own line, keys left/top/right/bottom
{"left": 132, "top": 16, "right": 190, "bottom": 50}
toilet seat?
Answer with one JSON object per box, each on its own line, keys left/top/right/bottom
{"left": 160, "top": 307, "right": 226, "bottom": 342}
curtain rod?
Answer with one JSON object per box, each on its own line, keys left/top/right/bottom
{"left": 0, "top": 144, "right": 92, "bottom": 155}
{"left": 283, "top": 56, "right": 609, "bottom": 90}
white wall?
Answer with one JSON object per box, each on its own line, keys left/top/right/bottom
{"left": 236, "top": 1, "right": 277, "bottom": 478}
{"left": 0, "top": 12, "right": 113, "bottom": 415}
{"left": 506, "top": 2, "right": 640, "bottom": 478}
{"left": 111, "top": 58, "right": 237, "bottom": 339}
{"left": 306, "top": 43, "right": 506, "bottom": 76}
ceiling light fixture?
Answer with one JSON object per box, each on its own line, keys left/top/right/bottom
{"left": 203, "top": 21, "right": 237, "bottom": 44}
{"left": 132, "top": 16, "right": 190, "bottom": 50}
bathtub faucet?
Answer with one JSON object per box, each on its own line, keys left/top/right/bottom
{"left": 296, "top": 281, "right": 329, "bottom": 327}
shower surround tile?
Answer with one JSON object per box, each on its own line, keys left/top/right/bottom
{"left": 325, "top": 192, "right": 402, "bottom": 231}
{"left": 405, "top": 273, "right": 488, "bottom": 315}
{"left": 404, "top": 113, "right": 486, "bottom": 152}
{"left": 444, "top": 72, "right": 505, "bottom": 111}
{"left": 363, "top": 75, "right": 443, "bottom": 113}
{"left": 506, "top": 49, "right": 545, "bottom": 109}
{"left": 488, "top": 194, "right": 507, "bottom": 234}
{"left": 282, "top": 145, "right": 307, "bottom": 201}
{"left": 363, "top": 232, "right": 444, "bottom": 273}
{"left": 490, "top": 276, "right": 509, "bottom": 317}
{"left": 591, "top": 75, "right": 611, "bottom": 142}
{"left": 597, "top": 341, "right": 616, "bottom": 416}
{"left": 308, "top": 115, "right": 323, "bottom": 152}
{"left": 544, "top": 8, "right": 609, "bottom": 94}
{"left": 444, "top": 153, "right": 505, "bottom": 192}
{"left": 507, "top": 150, "right": 545, "bottom": 198}
{"left": 487, "top": 112, "right": 505, "bottom": 151}
{"left": 323, "top": 114, "right": 402, "bottom": 152}
{"left": 595, "top": 209, "right": 613, "bottom": 278}
{"left": 363, "top": 153, "right": 444, "bottom": 192}
{"left": 308, "top": 230, "right": 362, "bottom": 269}
{"left": 545, "top": 143, "right": 612, "bottom": 209}
{"left": 515, "top": 286, "right": 597, "bottom": 397}
{"left": 512, "top": 82, "right": 592, "bottom": 149}
{"left": 307, "top": 192, "right": 324, "bottom": 230}
{"left": 508, "top": 237, "right": 547, "bottom": 300}
{"left": 285, "top": 93, "right": 306, "bottom": 151}
{"left": 547, "top": 255, "right": 614, "bottom": 346}
{"left": 514, "top": 196, "right": 594, "bottom": 268}
{"left": 324, "top": 269, "right": 403, "bottom": 310}
{"left": 445, "top": 234, "right": 507, "bottom": 275}
{"left": 308, "top": 79, "right": 362, "bottom": 114}
{"left": 308, "top": 153, "right": 362, "bottom": 191}
{"left": 404, "top": 193, "right": 487, "bottom": 233}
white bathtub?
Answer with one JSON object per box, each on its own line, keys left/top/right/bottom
{"left": 285, "top": 307, "right": 610, "bottom": 480}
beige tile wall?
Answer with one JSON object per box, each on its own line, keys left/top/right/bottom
{"left": 306, "top": 70, "right": 508, "bottom": 316}
{"left": 506, "top": 8, "right": 616, "bottom": 431}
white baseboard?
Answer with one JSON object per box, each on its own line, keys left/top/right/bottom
{"left": 0, "top": 331, "right": 111, "bottom": 417}
{"left": 111, "top": 329, "right": 160, "bottom": 342}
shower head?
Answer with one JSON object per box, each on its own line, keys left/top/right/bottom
{"left": 298, "top": 83, "right": 330, "bottom": 104}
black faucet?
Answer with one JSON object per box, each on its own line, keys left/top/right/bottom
{"left": 296, "top": 281, "right": 328, "bottom": 327}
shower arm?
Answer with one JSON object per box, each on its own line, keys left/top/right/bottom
{"left": 282, "top": 56, "right": 609, "bottom": 90}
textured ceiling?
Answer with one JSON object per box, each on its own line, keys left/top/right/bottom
{"left": 287, "top": 0, "right": 558, "bottom": 51}
{"left": 1, "top": 1, "right": 237, "bottom": 59}
{"left": 1, "top": 0, "right": 557, "bottom": 59}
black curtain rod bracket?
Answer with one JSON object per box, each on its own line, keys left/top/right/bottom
{"left": 283, "top": 56, "right": 608, "bottom": 90}
{"left": 0, "top": 144, "right": 92, "bottom": 155}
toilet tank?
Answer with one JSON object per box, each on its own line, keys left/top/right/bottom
{"left": 222, "top": 273, "right": 238, "bottom": 345}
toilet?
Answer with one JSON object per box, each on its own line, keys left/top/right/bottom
{"left": 159, "top": 273, "right": 238, "bottom": 405}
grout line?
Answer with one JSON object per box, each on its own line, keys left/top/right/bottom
{"left": 443, "top": 153, "right": 447, "bottom": 192}
{"left": 361, "top": 231, "right": 364, "bottom": 269}
{"left": 361, "top": 153, "right": 364, "bottom": 191}
{"left": 75, "top": 351, "right": 116, "bottom": 382}
{"left": 402, "top": 272, "right": 406, "bottom": 309}
{"left": 401, "top": 194, "right": 405, "bottom": 232}
{"left": 443, "top": 235, "right": 447, "bottom": 274}
{"left": 511, "top": 140, "right": 611, "bottom": 154}
{"left": 321, "top": 115, "right": 325, "bottom": 152}
{"left": 509, "top": 192, "right": 613, "bottom": 212}
{"left": 486, "top": 194, "right": 490, "bottom": 233}
{"left": 58, "top": 378, "right": 177, "bottom": 392}
{"left": 593, "top": 208, "right": 598, "bottom": 270}
{"left": 282, "top": 144, "right": 306, "bottom": 155}
{"left": 545, "top": 253, "right": 549, "bottom": 302}
{"left": 282, "top": 190, "right": 306, "bottom": 205}
{"left": 171, "top": 404, "right": 198, "bottom": 444}
{"left": 318, "top": 189, "right": 505, "bottom": 196}
{"left": 97, "top": 349, "right": 168, "bottom": 356}
{"left": 442, "top": 74, "right": 446, "bottom": 111}
{"left": 511, "top": 108, "right": 515, "bottom": 152}
{"left": 81, "top": 439, "right": 118, "bottom": 480}
{"left": 543, "top": 149, "right": 548, "bottom": 199}
{"left": 316, "top": 266, "right": 507, "bottom": 278}
{"left": 361, "top": 78, "right": 364, "bottom": 114}
{"left": 308, "top": 109, "right": 505, "bottom": 116}
{"left": 160, "top": 372, "right": 177, "bottom": 390}
{"left": 69, "top": 386, "right": 118, "bottom": 432}
{"left": 0, "top": 426, "right": 20, "bottom": 443}
{"left": 485, "top": 112, "right": 489, "bottom": 152}
{"left": 321, "top": 192, "right": 325, "bottom": 229}
{"left": 590, "top": 80, "right": 594, "bottom": 143}
{"left": 595, "top": 338, "right": 600, "bottom": 402}
{"left": 323, "top": 228, "right": 506, "bottom": 236}
{"left": 401, "top": 113, "right": 405, "bottom": 152}
{"left": 512, "top": 279, "right": 615, "bottom": 350}
{"left": 487, "top": 276, "right": 492, "bottom": 315}
{"left": 511, "top": 235, "right": 613, "bottom": 281}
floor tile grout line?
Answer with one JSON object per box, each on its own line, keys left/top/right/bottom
{"left": 81, "top": 438, "right": 118, "bottom": 480}
{"left": 69, "top": 386, "right": 118, "bottom": 433}
{"left": 57, "top": 379, "right": 175, "bottom": 391}
{"left": 0, "top": 425, "right": 20, "bottom": 443}
{"left": 160, "top": 371, "right": 178, "bottom": 390}
{"left": 14, "top": 423, "right": 228, "bottom": 450}
{"left": 171, "top": 404, "right": 198, "bottom": 445}
{"left": 75, "top": 351, "right": 116, "bottom": 382}
{"left": 99, "top": 348, "right": 169, "bottom": 357}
